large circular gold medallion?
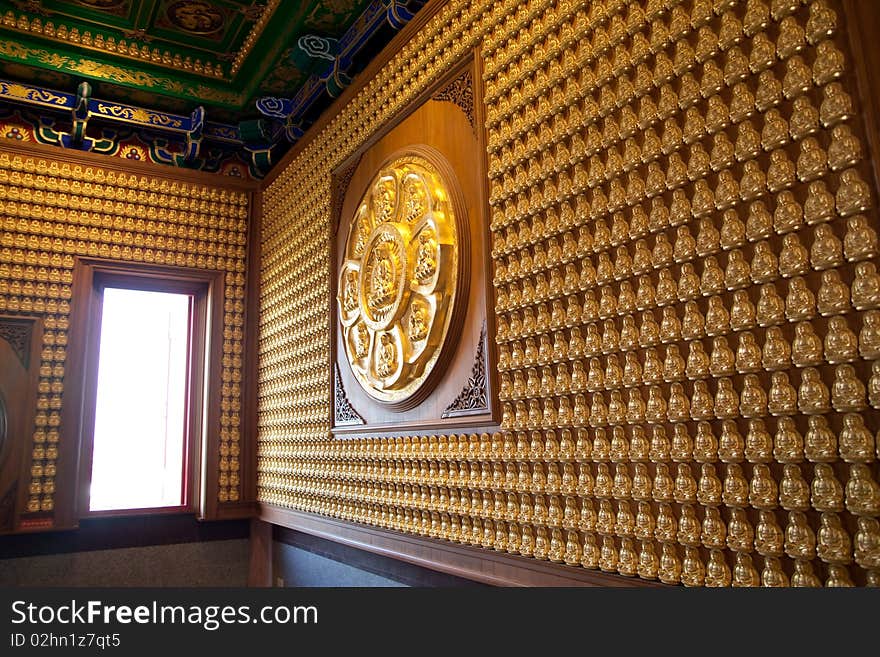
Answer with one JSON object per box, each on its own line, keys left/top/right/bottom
{"left": 337, "top": 152, "right": 465, "bottom": 408}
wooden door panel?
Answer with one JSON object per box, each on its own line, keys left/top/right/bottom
{"left": 0, "top": 316, "right": 41, "bottom": 532}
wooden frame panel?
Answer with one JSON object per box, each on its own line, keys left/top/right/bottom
{"left": 59, "top": 258, "right": 224, "bottom": 523}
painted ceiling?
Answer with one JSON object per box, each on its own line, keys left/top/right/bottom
{"left": 0, "top": 0, "right": 423, "bottom": 175}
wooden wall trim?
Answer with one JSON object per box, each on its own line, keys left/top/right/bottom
{"left": 247, "top": 518, "right": 273, "bottom": 587}
{"left": 258, "top": 504, "right": 667, "bottom": 588}
{"left": 261, "top": 0, "right": 452, "bottom": 187}
{"left": 0, "top": 138, "right": 259, "bottom": 191}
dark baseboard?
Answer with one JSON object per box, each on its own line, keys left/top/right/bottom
{"left": 260, "top": 504, "right": 666, "bottom": 587}
{"left": 275, "top": 527, "right": 488, "bottom": 587}
{"left": 0, "top": 515, "right": 249, "bottom": 559}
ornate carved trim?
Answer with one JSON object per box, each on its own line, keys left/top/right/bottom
{"left": 432, "top": 68, "right": 474, "bottom": 131}
{"left": 331, "top": 154, "right": 361, "bottom": 233}
{"left": 334, "top": 363, "right": 365, "bottom": 426}
{"left": 442, "top": 320, "right": 488, "bottom": 418}
{"left": 0, "top": 318, "right": 32, "bottom": 369}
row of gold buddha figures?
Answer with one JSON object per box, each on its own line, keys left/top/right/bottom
{"left": 257, "top": 485, "right": 876, "bottom": 586}
{"left": 495, "top": 306, "right": 880, "bottom": 370}
{"left": 482, "top": 0, "right": 838, "bottom": 91}
{"left": 486, "top": 48, "right": 853, "bottom": 190}
{"left": 484, "top": 3, "right": 846, "bottom": 134}
{"left": 492, "top": 199, "right": 875, "bottom": 287}
{"left": 0, "top": 155, "right": 248, "bottom": 203}
{"left": 485, "top": 5, "right": 846, "bottom": 161}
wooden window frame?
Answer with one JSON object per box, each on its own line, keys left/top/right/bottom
{"left": 62, "top": 258, "right": 224, "bottom": 522}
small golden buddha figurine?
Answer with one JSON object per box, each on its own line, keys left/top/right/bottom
{"left": 535, "top": 526, "right": 552, "bottom": 560}
{"left": 663, "top": 345, "right": 686, "bottom": 382}
{"left": 736, "top": 332, "right": 762, "bottom": 372}
{"left": 798, "top": 367, "right": 831, "bottom": 414}
{"left": 667, "top": 382, "right": 691, "bottom": 421}
{"left": 708, "top": 337, "right": 734, "bottom": 377}
{"left": 680, "top": 546, "right": 706, "bottom": 587}
{"left": 675, "top": 463, "right": 699, "bottom": 504}
{"left": 746, "top": 201, "right": 773, "bottom": 242}
{"left": 718, "top": 420, "right": 745, "bottom": 463}
{"left": 846, "top": 463, "right": 880, "bottom": 516}
{"left": 852, "top": 261, "right": 880, "bottom": 310}
{"left": 751, "top": 241, "right": 778, "bottom": 283}
{"left": 705, "top": 296, "right": 730, "bottom": 336}
{"left": 686, "top": 341, "right": 710, "bottom": 380}
{"left": 825, "top": 564, "right": 855, "bottom": 587}
{"left": 692, "top": 179, "right": 716, "bottom": 218}
{"left": 616, "top": 537, "right": 639, "bottom": 577}
{"left": 581, "top": 531, "right": 599, "bottom": 569}
{"left": 767, "top": 149, "right": 796, "bottom": 192}
{"left": 843, "top": 216, "right": 879, "bottom": 264}
{"left": 635, "top": 539, "right": 658, "bottom": 580}
{"left": 810, "top": 224, "right": 843, "bottom": 270}
{"left": 660, "top": 306, "right": 682, "bottom": 343}
{"left": 774, "top": 417, "right": 805, "bottom": 463}
{"left": 870, "top": 361, "right": 880, "bottom": 409}
{"left": 750, "top": 463, "right": 779, "bottom": 510}
{"left": 692, "top": 380, "right": 715, "bottom": 419}
{"left": 817, "top": 270, "right": 850, "bottom": 315}
{"left": 731, "top": 551, "right": 760, "bottom": 587}
{"left": 762, "top": 326, "right": 791, "bottom": 370}
{"left": 700, "top": 256, "right": 726, "bottom": 296}
{"left": 735, "top": 120, "right": 762, "bottom": 162}
{"left": 805, "top": 180, "right": 836, "bottom": 225}
{"left": 783, "top": 55, "right": 812, "bottom": 100}
{"left": 756, "top": 68, "right": 783, "bottom": 111}
{"left": 713, "top": 378, "right": 738, "bottom": 419}
{"left": 804, "top": 415, "right": 838, "bottom": 462}
{"left": 861, "top": 310, "right": 880, "bottom": 358}
{"left": 670, "top": 188, "right": 693, "bottom": 226}
{"left": 648, "top": 424, "right": 670, "bottom": 463}
{"left": 681, "top": 302, "right": 705, "bottom": 340}
{"left": 730, "top": 289, "right": 757, "bottom": 330}
{"left": 790, "top": 95, "right": 820, "bottom": 141}
{"left": 855, "top": 517, "right": 880, "bottom": 569}
{"left": 755, "top": 510, "right": 785, "bottom": 557}
{"left": 656, "top": 268, "right": 678, "bottom": 306}
{"left": 629, "top": 463, "right": 650, "bottom": 502}
{"left": 646, "top": 385, "right": 668, "bottom": 423}
{"left": 724, "top": 463, "right": 751, "bottom": 508}
{"left": 817, "top": 512, "right": 852, "bottom": 564}
{"left": 832, "top": 363, "right": 867, "bottom": 411}
{"left": 774, "top": 191, "right": 805, "bottom": 235}
{"left": 563, "top": 530, "right": 582, "bottom": 565}
{"left": 840, "top": 413, "right": 876, "bottom": 462}
{"left": 792, "top": 321, "right": 823, "bottom": 366}
{"left": 746, "top": 418, "right": 773, "bottom": 463}
{"left": 696, "top": 218, "right": 720, "bottom": 257}
{"left": 812, "top": 463, "right": 845, "bottom": 513}
{"left": 761, "top": 108, "right": 790, "bottom": 152}
{"left": 740, "top": 374, "right": 768, "bottom": 416}
{"left": 726, "top": 507, "right": 754, "bottom": 554}
{"left": 598, "top": 535, "right": 619, "bottom": 572}
{"left": 769, "top": 371, "right": 798, "bottom": 416}
{"left": 652, "top": 463, "right": 675, "bottom": 503}
{"left": 699, "top": 506, "right": 725, "bottom": 550}
{"left": 825, "top": 316, "right": 858, "bottom": 363}
{"left": 779, "top": 233, "right": 809, "bottom": 278}
{"left": 704, "top": 549, "right": 731, "bottom": 587}
{"left": 698, "top": 463, "right": 723, "bottom": 507}
{"left": 813, "top": 40, "right": 845, "bottom": 85}
{"left": 622, "top": 352, "right": 641, "bottom": 389}
{"left": 790, "top": 559, "right": 822, "bottom": 587}
{"left": 656, "top": 541, "right": 681, "bottom": 584}
{"left": 780, "top": 464, "right": 811, "bottom": 512}
{"left": 796, "top": 137, "right": 828, "bottom": 182}
{"left": 616, "top": 499, "right": 636, "bottom": 538}
{"left": 761, "top": 556, "right": 790, "bottom": 587}
{"left": 677, "top": 504, "right": 701, "bottom": 547}
{"left": 716, "top": 212, "right": 744, "bottom": 252}
{"left": 783, "top": 511, "right": 816, "bottom": 562}
{"left": 638, "top": 310, "right": 660, "bottom": 348}
{"left": 727, "top": 79, "right": 754, "bottom": 122}
{"left": 643, "top": 501, "right": 671, "bottom": 546}
{"left": 828, "top": 124, "right": 862, "bottom": 172}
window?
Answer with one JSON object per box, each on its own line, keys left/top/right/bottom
{"left": 89, "top": 288, "right": 192, "bottom": 511}
{"left": 68, "top": 260, "right": 224, "bottom": 519}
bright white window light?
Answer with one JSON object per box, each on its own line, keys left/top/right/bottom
{"left": 89, "top": 288, "right": 191, "bottom": 511}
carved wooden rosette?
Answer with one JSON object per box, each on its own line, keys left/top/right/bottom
{"left": 337, "top": 150, "right": 467, "bottom": 410}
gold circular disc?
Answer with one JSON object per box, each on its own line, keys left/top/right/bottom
{"left": 337, "top": 151, "right": 465, "bottom": 408}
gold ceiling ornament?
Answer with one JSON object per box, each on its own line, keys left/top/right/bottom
{"left": 337, "top": 149, "right": 468, "bottom": 410}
